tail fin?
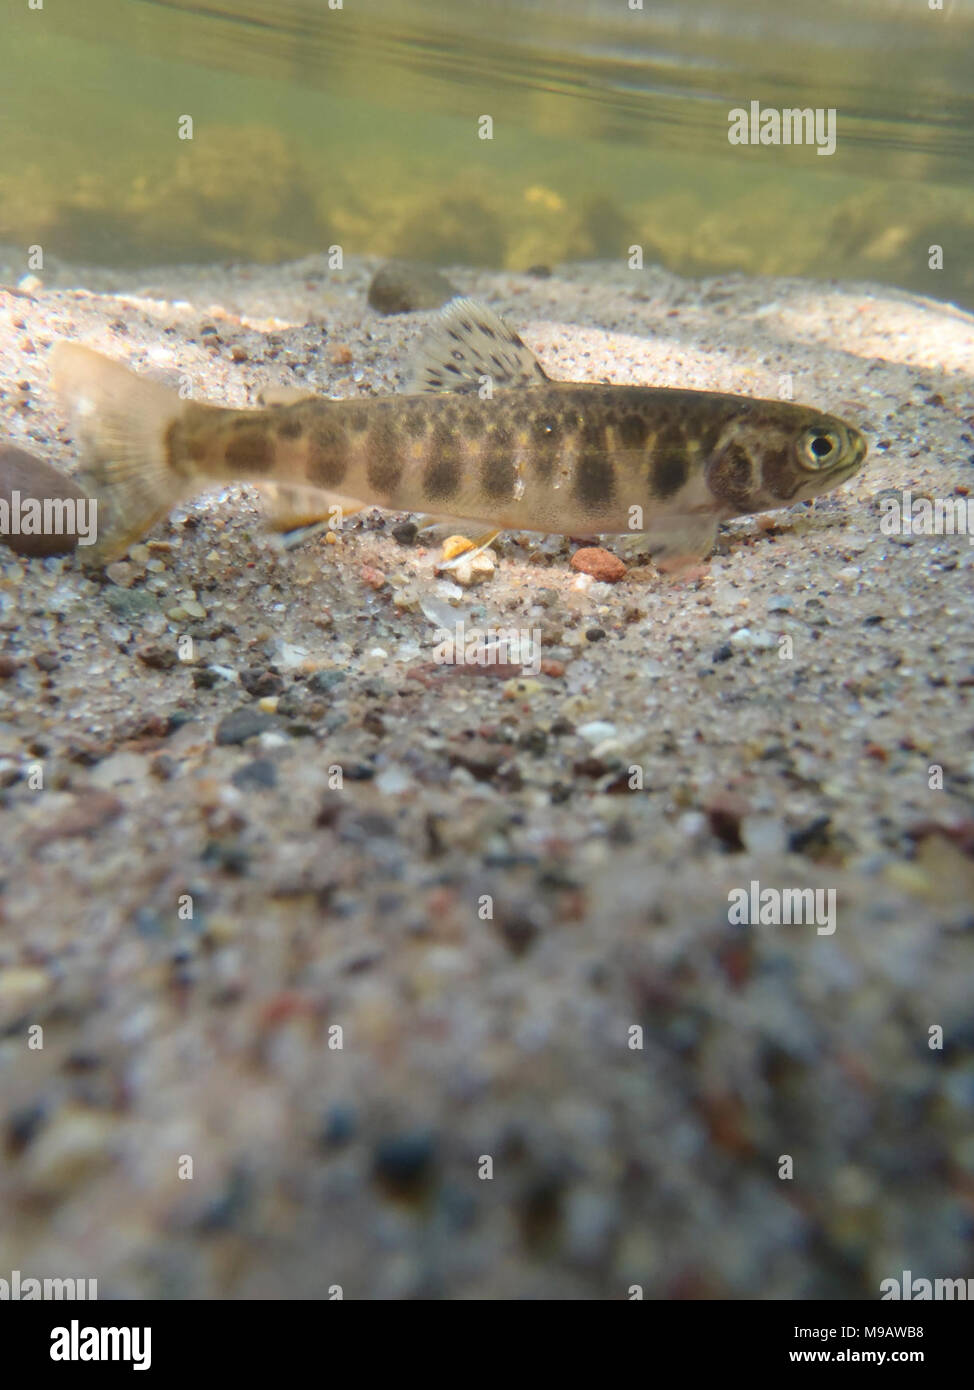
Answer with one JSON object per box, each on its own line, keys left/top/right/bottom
{"left": 51, "top": 343, "right": 190, "bottom": 565}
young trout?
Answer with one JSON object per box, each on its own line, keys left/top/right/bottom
{"left": 51, "top": 297, "right": 866, "bottom": 571}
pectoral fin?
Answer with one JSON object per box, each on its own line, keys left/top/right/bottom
{"left": 254, "top": 480, "right": 365, "bottom": 532}
{"left": 642, "top": 514, "right": 719, "bottom": 578}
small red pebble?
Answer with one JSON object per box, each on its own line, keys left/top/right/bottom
{"left": 330, "top": 344, "right": 353, "bottom": 366}
{"left": 539, "top": 658, "right": 565, "bottom": 677}
{"left": 570, "top": 546, "right": 626, "bottom": 583}
{"left": 359, "top": 564, "right": 387, "bottom": 590}
{"left": 259, "top": 992, "right": 313, "bottom": 1028}
{"left": 864, "top": 743, "right": 888, "bottom": 762}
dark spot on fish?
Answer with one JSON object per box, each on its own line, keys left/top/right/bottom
{"left": 618, "top": 414, "right": 649, "bottom": 450}
{"left": 366, "top": 416, "right": 401, "bottom": 493}
{"left": 761, "top": 446, "right": 805, "bottom": 502}
{"left": 708, "top": 442, "right": 754, "bottom": 510}
{"left": 530, "top": 414, "right": 561, "bottom": 482}
{"left": 477, "top": 322, "right": 496, "bottom": 339}
{"left": 277, "top": 415, "right": 304, "bottom": 440}
{"left": 460, "top": 320, "right": 472, "bottom": 333}
{"left": 225, "top": 427, "right": 273, "bottom": 474}
{"left": 487, "top": 424, "right": 513, "bottom": 450}
{"left": 307, "top": 418, "right": 349, "bottom": 488}
{"left": 652, "top": 448, "right": 687, "bottom": 499}
{"left": 575, "top": 451, "right": 615, "bottom": 508}
{"left": 348, "top": 408, "right": 368, "bottom": 433}
{"left": 482, "top": 450, "right": 514, "bottom": 499}
{"left": 404, "top": 410, "right": 427, "bottom": 439}
{"left": 581, "top": 420, "right": 606, "bottom": 451}
{"left": 424, "top": 426, "right": 462, "bottom": 501}
{"left": 462, "top": 408, "right": 485, "bottom": 438}
{"left": 186, "top": 434, "right": 208, "bottom": 465}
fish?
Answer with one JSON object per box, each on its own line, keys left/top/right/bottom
{"left": 50, "top": 296, "right": 867, "bottom": 572}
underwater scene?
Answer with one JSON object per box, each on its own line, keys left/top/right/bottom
{"left": 0, "top": 0, "right": 972, "bottom": 1331}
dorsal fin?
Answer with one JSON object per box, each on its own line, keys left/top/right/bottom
{"left": 405, "top": 296, "right": 550, "bottom": 394}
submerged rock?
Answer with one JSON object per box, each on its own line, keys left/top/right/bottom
{"left": 0, "top": 443, "right": 88, "bottom": 557}
{"left": 367, "top": 260, "right": 458, "bottom": 314}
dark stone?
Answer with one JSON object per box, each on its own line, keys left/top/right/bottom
{"left": 231, "top": 759, "right": 278, "bottom": 790}
{"left": 240, "top": 667, "right": 284, "bottom": 699}
{"left": 215, "top": 708, "right": 275, "bottom": 746}
{"left": 372, "top": 1131, "right": 436, "bottom": 1195}
{"left": 391, "top": 521, "right": 418, "bottom": 546}
{"left": 307, "top": 668, "right": 346, "bottom": 694}
{"left": 136, "top": 643, "right": 178, "bottom": 670}
{"left": 367, "top": 260, "right": 457, "bottom": 315}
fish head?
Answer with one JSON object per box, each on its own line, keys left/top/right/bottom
{"left": 706, "top": 402, "right": 867, "bottom": 516}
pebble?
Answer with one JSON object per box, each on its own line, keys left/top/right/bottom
{"left": 452, "top": 550, "right": 495, "bottom": 586}
{"left": 375, "top": 764, "right": 412, "bottom": 794}
{"left": 0, "top": 966, "right": 50, "bottom": 1002}
{"left": 24, "top": 1108, "right": 116, "bottom": 1189}
{"left": 441, "top": 535, "right": 474, "bottom": 562}
{"left": 570, "top": 547, "right": 627, "bottom": 583}
{"left": 392, "top": 521, "right": 418, "bottom": 546}
{"left": 307, "top": 669, "right": 346, "bottom": 693}
{"left": 372, "top": 1131, "right": 437, "bottom": 1192}
{"left": 136, "top": 642, "right": 178, "bottom": 670}
{"left": 104, "top": 588, "right": 160, "bottom": 620}
{"left": 367, "top": 260, "right": 458, "bottom": 314}
{"left": 215, "top": 708, "right": 277, "bottom": 745}
{"left": 578, "top": 721, "right": 617, "bottom": 744}
{"left": 231, "top": 759, "right": 278, "bottom": 790}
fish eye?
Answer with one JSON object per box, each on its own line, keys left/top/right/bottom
{"left": 799, "top": 428, "right": 841, "bottom": 469}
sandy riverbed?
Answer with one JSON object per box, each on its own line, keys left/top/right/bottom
{"left": 0, "top": 252, "right": 972, "bottom": 1298}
